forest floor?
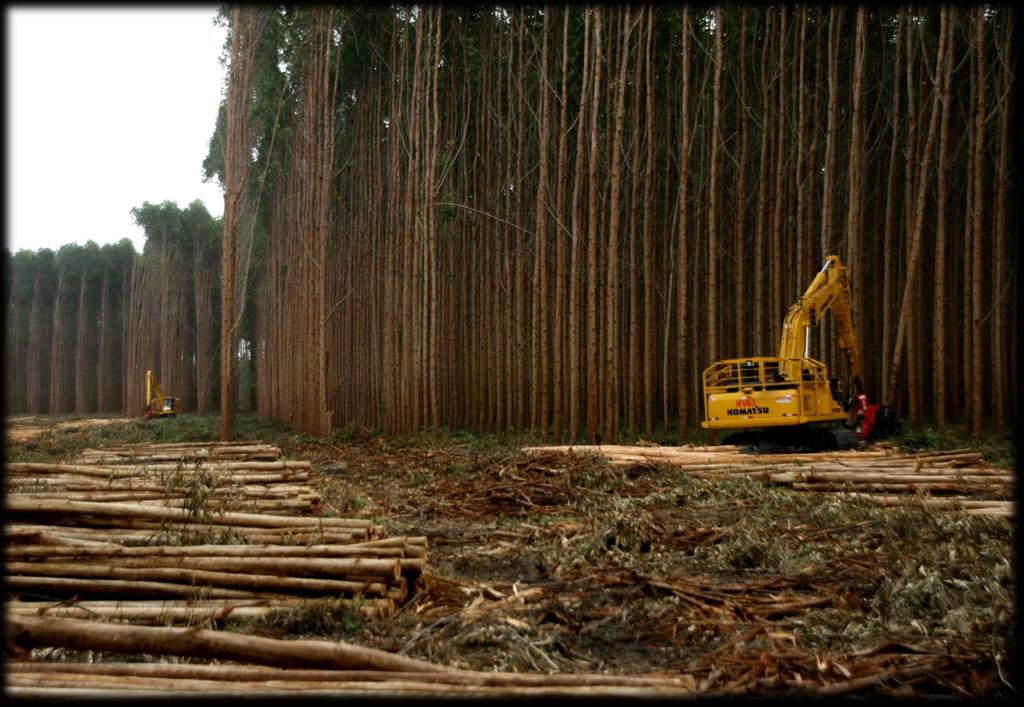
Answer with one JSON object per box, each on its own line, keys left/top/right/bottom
{"left": 3, "top": 413, "right": 1016, "bottom": 698}
{"left": 4, "top": 414, "right": 135, "bottom": 443}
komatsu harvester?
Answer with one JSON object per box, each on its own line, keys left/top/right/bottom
{"left": 701, "top": 255, "right": 899, "bottom": 451}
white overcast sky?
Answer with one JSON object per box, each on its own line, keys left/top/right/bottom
{"left": 6, "top": 6, "right": 227, "bottom": 254}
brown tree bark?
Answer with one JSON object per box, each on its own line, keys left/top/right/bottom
{"left": 932, "top": 7, "right": 953, "bottom": 424}
{"left": 73, "top": 264, "right": 91, "bottom": 413}
{"left": 676, "top": 6, "right": 691, "bottom": 436}
{"left": 552, "top": 7, "right": 571, "bottom": 438}
{"left": 585, "top": 8, "right": 603, "bottom": 441}
{"left": 881, "top": 10, "right": 904, "bottom": 406}
{"left": 795, "top": 8, "right": 808, "bottom": 299}
{"left": 603, "top": 6, "right": 632, "bottom": 442}
{"left": 569, "top": 11, "right": 591, "bottom": 441}
{"left": 819, "top": 8, "right": 840, "bottom": 359}
{"left": 991, "top": 15, "right": 1011, "bottom": 429}
{"left": 26, "top": 271, "right": 52, "bottom": 414}
{"left": 642, "top": 7, "right": 656, "bottom": 436}
{"left": 886, "top": 7, "right": 949, "bottom": 404}
{"left": 843, "top": 6, "right": 866, "bottom": 386}
{"left": 733, "top": 8, "right": 748, "bottom": 358}
{"left": 221, "top": 6, "right": 264, "bottom": 440}
{"left": 707, "top": 6, "right": 723, "bottom": 368}
{"left": 534, "top": 8, "right": 552, "bottom": 434}
{"left": 769, "top": 8, "right": 786, "bottom": 348}
{"left": 754, "top": 10, "right": 774, "bottom": 355}
{"left": 970, "top": 6, "right": 986, "bottom": 436}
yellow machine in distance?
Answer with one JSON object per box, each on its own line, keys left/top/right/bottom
{"left": 701, "top": 255, "right": 896, "bottom": 451}
{"left": 144, "top": 370, "right": 179, "bottom": 420}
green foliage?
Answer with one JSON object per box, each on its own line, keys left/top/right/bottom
{"left": 231, "top": 598, "right": 364, "bottom": 638}
{"left": 181, "top": 200, "right": 222, "bottom": 255}
{"left": 203, "top": 100, "right": 227, "bottom": 186}
{"left": 132, "top": 201, "right": 191, "bottom": 258}
{"left": 893, "top": 424, "right": 1015, "bottom": 467}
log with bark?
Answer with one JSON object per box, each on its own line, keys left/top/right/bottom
{"left": 6, "top": 615, "right": 450, "bottom": 673}
{"left": 6, "top": 598, "right": 397, "bottom": 622}
{"left": 3, "top": 618, "right": 701, "bottom": 696}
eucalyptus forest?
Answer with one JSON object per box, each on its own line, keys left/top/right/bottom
{"left": 5, "top": 4, "right": 1016, "bottom": 442}
{"left": 4, "top": 6, "right": 1017, "bottom": 698}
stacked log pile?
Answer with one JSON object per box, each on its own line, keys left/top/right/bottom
{"left": 4, "top": 442, "right": 426, "bottom": 620}
{"left": 3, "top": 441, "right": 313, "bottom": 515}
{"left": 523, "top": 445, "right": 1013, "bottom": 517}
{"left": 6, "top": 462, "right": 319, "bottom": 515}
{"left": 76, "top": 440, "right": 283, "bottom": 463}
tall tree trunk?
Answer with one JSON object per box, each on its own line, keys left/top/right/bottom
{"left": 626, "top": 8, "right": 644, "bottom": 435}
{"left": 676, "top": 6, "right": 691, "bottom": 437}
{"left": 585, "top": 8, "right": 603, "bottom": 441}
{"left": 603, "top": 6, "right": 631, "bottom": 441}
{"left": 991, "top": 14, "right": 1011, "bottom": 429}
{"left": 769, "top": 7, "right": 786, "bottom": 348}
{"left": 733, "top": 8, "right": 748, "bottom": 358}
{"left": 221, "top": 6, "right": 263, "bottom": 440}
{"left": 819, "top": 8, "right": 840, "bottom": 358}
{"left": 754, "top": 10, "right": 774, "bottom": 355}
{"left": 73, "top": 266, "right": 90, "bottom": 413}
{"left": 707, "top": 6, "right": 723, "bottom": 368}
{"left": 569, "top": 10, "right": 591, "bottom": 441}
{"left": 886, "top": 6, "right": 949, "bottom": 404}
{"left": 932, "top": 7, "right": 952, "bottom": 425}
{"left": 642, "top": 7, "right": 656, "bottom": 436}
{"left": 881, "top": 10, "right": 904, "bottom": 406}
{"left": 795, "top": 8, "right": 807, "bottom": 302}
{"left": 534, "top": 8, "right": 552, "bottom": 434}
{"left": 844, "top": 6, "right": 866, "bottom": 388}
{"left": 970, "top": 6, "right": 986, "bottom": 437}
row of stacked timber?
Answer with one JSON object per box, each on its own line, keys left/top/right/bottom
{"left": 523, "top": 445, "right": 1013, "bottom": 518}
{"left": 4, "top": 442, "right": 426, "bottom": 620}
{"left": 76, "top": 440, "right": 283, "bottom": 463}
{"left": 6, "top": 461, "right": 319, "bottom": 515}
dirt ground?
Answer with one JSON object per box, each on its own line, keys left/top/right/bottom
{"left": 4, "top": 417, "right": 1015, "bottom": 698}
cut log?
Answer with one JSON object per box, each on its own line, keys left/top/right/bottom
{"left": 6, "top": 615, "right": 452, "bottom": 673}
{"left": 6, "top": 563, "right": 396, "bottom": 593}
{"left": 6, "top": 542, "right": 421, "bottom": 560}
{"left": 4, "top": 497, "right": 376, "bottom": 532}
{"left": 4, "top": 575, "right": 268, "bottom": 599}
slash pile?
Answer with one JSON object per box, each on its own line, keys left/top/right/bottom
{"left": 523, "top": 445, "right": 1014, "bottom": 517}
{"left": 4, "top": 441, "right": 426, "bottom": 621}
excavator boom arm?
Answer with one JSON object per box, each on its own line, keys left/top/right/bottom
{"left": 777, "top": 256, "right": 865, "bottom": 392}
{"left": 146, "top": 370, "right": 165, "bottom": 408}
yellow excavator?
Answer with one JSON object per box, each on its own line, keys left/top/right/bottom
{"left": 144, "top": 370, "right": 179, "bottom": 420}
{"left": 701, "top": 255, "right": 899, "bottom": 451}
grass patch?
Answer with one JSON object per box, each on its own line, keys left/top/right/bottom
{"left": 227, "top": 599, "right": 364, "bottom": 638}
{"left": 892, "top": 423, "right": 1015, "bottom": 468}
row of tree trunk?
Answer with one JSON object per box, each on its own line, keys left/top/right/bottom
{"left": 6, "top": 201, "right": 222, "bottom": 419}
{"left": 288, "top": 5, "right": 1013, "bottom": 439}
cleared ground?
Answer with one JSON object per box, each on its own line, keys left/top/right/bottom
{"left": 4, "top": 414, "right": 1015, "bottom": 698}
